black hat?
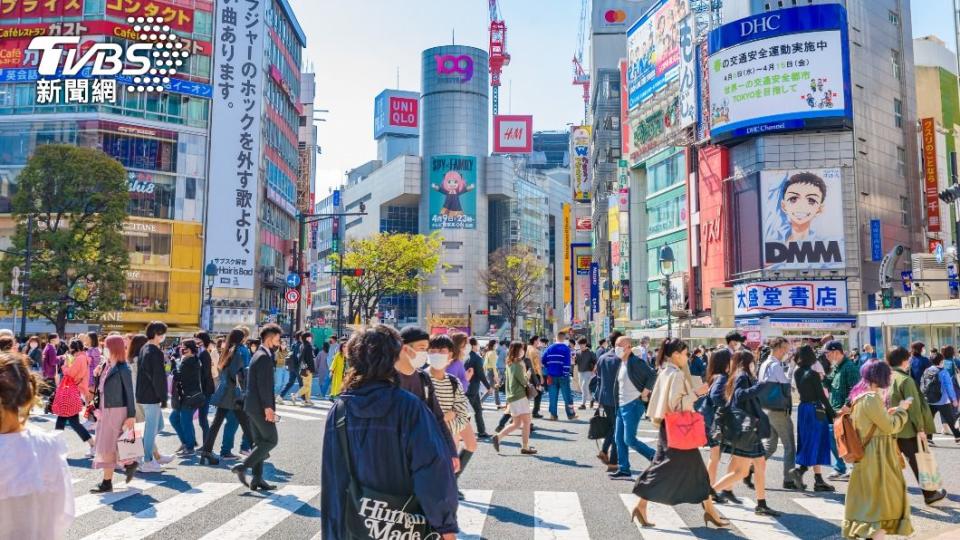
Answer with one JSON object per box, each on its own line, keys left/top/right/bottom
{"left": 824, "top": 340, "right": 844, "bottom": 353}
{"left": 725, "top": 330, "right": 747, "bottom": 343}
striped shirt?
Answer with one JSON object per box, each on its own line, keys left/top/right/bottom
{"left": 433, "top": 374, "right": 471, "bottom": 435}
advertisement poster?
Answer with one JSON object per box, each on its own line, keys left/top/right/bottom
{"left": 429, "top": 155, "right": 477, "bottom": 230}
{"left": 761, "top": 168, "right": 844, "bottom": 270}
{"left": 734, "top": 280, "right": 848, "bottom": 316}
{"left": 571, "top": 125, "right": 591, "bottom": 202}
{"left": 205, "top": 0, "right": 265, "bottom": 290}
{"left": 707, "top": 4, "right": 852, "bottom": 139}
{"left": 626, "top": 0, "right": 688, "bottom": 109}
{"left": 921, "top": 118, "right": 941, "bottom": 233}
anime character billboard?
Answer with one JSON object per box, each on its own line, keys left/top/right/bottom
{"left": 429, "top": 155, "right": 477, "bottom": 230}
{"left": 760, "top": 168, "right": 844, "bottom": 270}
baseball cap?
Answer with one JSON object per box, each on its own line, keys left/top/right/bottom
{"left": 725, "top": 330, "right": 747, "bottom": 343}
{"left": 824, "top": 340, "right": 844, "bottom": 353}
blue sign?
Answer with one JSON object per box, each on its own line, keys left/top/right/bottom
{"left": 0, "top": 68, "right": 212, "bottom": 99}
{"left": 590, "top": 263, "right": 600, "bottom": 315}
{"left": 269, "top": 307, "right": 279, "bottom": 316}
{"left": 901, "top": 270, "right": 913, "bottom": 293}
{"left": 948, "top": 264, "right": 959, "bottom": 296}
{"left": 870, "top": 220, "right": 882, "bottom": 262}
{"left": 332, "top": 189, "right": 341, "bottom": 208}
{"left": 286, "top": 273, "right": 301, "bottom": 288}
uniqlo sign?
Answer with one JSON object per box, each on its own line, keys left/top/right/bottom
{"left": 373, "top": 89, "right": 420, "bottom": 138}
{"left": 493, "top": 114, "right": 533, "bottom": 153}
{"left": 388, "top": 96, "right": 417, "bottom": 128}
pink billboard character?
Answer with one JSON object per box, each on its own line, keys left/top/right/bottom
{"left": 432, "top": 171, "right": 475, "bottom": 218}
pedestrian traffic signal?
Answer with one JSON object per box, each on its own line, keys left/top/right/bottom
{"left": 66, "top": 305, "right": 75, "bottom": 320}
{"left": 940, "top": 184, "right": 960, "bottom": 203}
{"left": 341, "top": 268, "right": 365, "bottom": 277}
{"left": 881, "top": 287, "right": 893, "bottom": 309}
{"left": 331, "top": 237, "right": 339, "bottom": 252}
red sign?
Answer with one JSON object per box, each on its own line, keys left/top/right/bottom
{"left": 493, "top": 115, "right": 533, "bottom": 153}
{"left": 575, "top": 216, "right": 592, "bottom": 231}
{"left": 921, "top": 117, "right": 941, "bottom": 233}
{"left": 388, "top": 96, "right": 418, "bottom": 128}
{"left": 930, "top": 239, "right": 943, "bottom": 255}
{"left": 82, "top": 119, "right": 178, "bottom": 141}
{"left": 697, "top": 145, "right": 729, "bottom": 311}
{"left": 106, "top": 0, "right": 194, "bottom": 33}
{"left": 285, "top": 289, "right": 301, "bottom": 304}
{"left": 0, "top": 0, "right": 82, "bottom": 20}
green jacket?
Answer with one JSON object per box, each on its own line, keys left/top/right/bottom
{"left": 888, "top": 367, "right": 935, "bottom": 439}
{"left": 828, "top": 357, "right": 860, "bottom": 410}
{"left": 504, "top": 361, "right": 529, "bottom": 403}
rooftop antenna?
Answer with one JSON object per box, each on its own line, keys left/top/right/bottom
{"left": 452, "top": 28, "right": 455, "bottom": 45}
{"left": 396, "top": 66, "right": 400, "bottom": 89}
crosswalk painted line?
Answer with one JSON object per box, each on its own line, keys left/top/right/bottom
{"left": 71, "top": 477, "right": 83, "bottom": 485}
{"left": 457, "top": 489, "right": 493, "bottom": 540}
{"left": 197, "top": 484, "right": 321, "bottom": 540}
{"left": 620, "top": 494, "right": 691, "bottom": 539}
{"left": 720, "top": 497, "right": 800, "bottom": 540}
{"left": 74, "top": 479, "right": 166, "bottom": 517}
{"left": 534, "top": 491, "right": 590, "bottom": 539}
{"left": 276, "top": 404, "right": 331, "bottom": 417}
{"left": 791, "top": 496, "right": 845, "bottom": 522}
{"left": 80, "top": 482, "right": 239, "bottom": 540}
{"left": 275, "top": 409, "right": 325, "bottom": 422}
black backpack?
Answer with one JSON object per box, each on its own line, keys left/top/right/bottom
{"left": 921, "top": 366, "right": 943, "bottom": 403}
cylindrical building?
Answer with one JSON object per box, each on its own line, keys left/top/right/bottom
{"left": 420, "top": 45, "right": 489, "bottom": 332}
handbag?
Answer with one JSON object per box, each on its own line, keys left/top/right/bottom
{"left": 525, "top": 383, "right": 537, "bottom": 400}
{"left": 117, "top": 428, "right": 145, "bottom": 462}
{"left": 334, "top": 401, "right": 435, "bottom": 539}
{"left": 51, "top": 375, "right": 84, "bottom": 417}
{"left": 715, "top": 404, "right": 759, "bottom": 452}
{"left": 916, "top": 435, "right": 942, "bottom": 491}
{"left": 665, "top": 410, "right": 708, "bottom": 450}
{"left": 588, "top": 407, "right": 611, "bottom": 440}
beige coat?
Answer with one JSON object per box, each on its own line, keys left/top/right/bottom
{"left": 646, "top": 363, "right": 697, "bottom": 427}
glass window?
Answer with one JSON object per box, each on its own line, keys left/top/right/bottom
{"left": 127, "top": 171, "right": 176, "bottom": 219}
{"left": 646, "top": 151, "right": 684, "bottom": 194}
{"left": 647, "top": 193, "right": 686, "bottom": 236}
{"left": 897, "top": 146, "right": 906, "bottom": 177}
{"left": 194, "top": 10, "right": 213, "bottom": 38}
{"left": 900, "top": 196, "right": 910, "bottom": 227}
{"left": 122, "top": 269, "right": 169, "bottom": 313}
{"left": 123, "top": 221, "right": 172, "bottom": 267}
{"left": 893, "top": 98, "right": 902, "bottom": 128}
{"left": 891, "top": 50, "right": 901, "bottom": 80}
{"left": 888, "top": 10, "right": 900, "bottom": 25}
{"left": 101, "top": 132, "right": 177, "bottom": 172}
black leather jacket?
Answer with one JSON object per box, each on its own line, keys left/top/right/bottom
{"left": 101, "top": 362, "right": 136, "bottom": 419}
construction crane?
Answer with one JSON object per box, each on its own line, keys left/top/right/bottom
{"left": 488, "top": 0, "right": 510, "bottom": 116}
{"left": 572, "top": 0, "right": 589, "bottom": 123}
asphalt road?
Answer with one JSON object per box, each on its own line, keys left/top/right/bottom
{"left": 29, "top": 388, "right": 960, "bottom": 539}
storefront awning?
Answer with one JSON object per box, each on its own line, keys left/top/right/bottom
{"left": 859, "top": 301, "right": 960, "bottom": 328}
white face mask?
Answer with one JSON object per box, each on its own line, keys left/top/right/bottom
{"left": 413, "top": 351, "right": 429, "bottom": 368}
{"left": 614, "top": 347, "right": 625, "bottom": 358}
{"left": 428, "top": 353, "right": 448, "bottom": 370}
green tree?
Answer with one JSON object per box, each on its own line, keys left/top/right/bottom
{"left": 0, "top": 145, "right": 130, "bottom": 336}
{"left": 337, "top": 233, "right": 443, "bottom": 323}
{"left": 481, "top": 245, "right": 546, "bottom": 340}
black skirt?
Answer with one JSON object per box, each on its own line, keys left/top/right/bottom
{"left": 632, "top": 423, "right": 711, "bottom": 505}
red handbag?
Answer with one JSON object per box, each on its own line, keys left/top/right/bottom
{"left": 52, "top": 375, "right": 84, "bottom": 418}
{"left": 664, "top": 410, "right": 707, "bottom": 450}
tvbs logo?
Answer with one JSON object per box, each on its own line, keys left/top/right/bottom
{"left": 26, "top": 16, "right": 189, "bottom": 104}
{"left": 435, "top": 54, "right": 473, "bottom": 83}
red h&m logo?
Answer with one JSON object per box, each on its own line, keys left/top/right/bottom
{"left": 493, "top": 115, "right": 533, "bottom": 153}
{"left": 388, "top": 96, "right": 418, "bottom": 128}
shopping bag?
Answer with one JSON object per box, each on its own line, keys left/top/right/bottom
{"left": 117, "top": 428, "right": 145, "bottom": 462}
{"left": 665, "top": 410, "right": 708, "bottom": 450}
{"left": 917, "top": 436, "right": 942, "bottom": 491}
{"left": 51, "top": 376, "right": 84, "bottom": 418}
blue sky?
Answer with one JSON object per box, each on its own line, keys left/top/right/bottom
{"left": 292, "top": 1, "right": 958, "bottom": 195}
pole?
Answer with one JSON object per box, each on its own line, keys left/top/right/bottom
{"left": 206, "top": 282, "right": 213, "bottom": 332}
{"left": 295, "top": 214, "right": 304, "bottom": 334}
{"left": 336, "top": 227, "right": 344, "bottom": 339}
{"left": 20, "top": 215, "right": 32, "bottom": 341}
{"left": 665, "top": 278, "right": 672, "bottom": 339}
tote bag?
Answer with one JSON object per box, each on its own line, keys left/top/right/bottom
{"left": 917, "top": 436, "right": 942, "bottom": 491}
{"left": 664, "top": 410, "right": 707, "bottom": 450}
{"left": 117, "top": 428, "right": 145, "bottom": 462}
{"left": 51, "top": 376, "right": 83, "bottom": 418}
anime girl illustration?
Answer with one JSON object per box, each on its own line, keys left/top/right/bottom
{"left": 431, "top": 170, "right": 475, "bottom": 218}
{"left": 766, "top": 171, "right": 828, "bottom": 244}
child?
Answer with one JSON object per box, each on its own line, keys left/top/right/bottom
{"left": 0, "top": 352, "right": 75, "bottom": 538}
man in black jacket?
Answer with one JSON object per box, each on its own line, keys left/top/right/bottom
{"left": 594, "top": 332, "right": 623, "bottom": 472}
{"left": 232, "top": 323, "right": 282, "bottom": 491}
{"left": 610, "top": 336, "right": 657, "bottom": 479}
{"left": 137, "top": 321, "right": 171, "bottom": 473}
{"left": 465, "top": 337, "right": 491, "bottom": 438}
{"left": 278, "top": 331, "right": 303, "bottom": 403}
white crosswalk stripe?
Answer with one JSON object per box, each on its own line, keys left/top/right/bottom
{"left": 534, "top": 491, "right": 590, "bottom": 539}
{"left": 620, "top": 494, "right": 692, "bottom": 539}
{"left": 74, "top": 479, "right": 165, "bottom": 517}
{"left": 457, "top": 489, "right": 493, "bottom": 540}
{"left": 80, "top": 482, "right": 239, "bottom": 540}
{"left": 791, "top": 496, "right": 845, "bottom": 522}
{"left": 719, "top": 498, "right": 801, "bottom": 540}
{"left": 197, "top": 484, "right": 321, "bottom": 540}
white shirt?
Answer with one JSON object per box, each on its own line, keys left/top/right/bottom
{"left": 0, "top": 428, "right": 74, "bottom": 540}
{"left": 759, "top": 355, "right": 791, "bottom": 384}
{"left": 618, "top": 361, "right": 642, "bottom": 406}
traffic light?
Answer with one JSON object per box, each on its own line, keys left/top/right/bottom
{"left": 341, "top": 268, "right": 365, "bottom": 277}
{"left": 66, "top": 305, "right": 76, "bottom": 320}
{"left": 939, "top": 184, "right": 960, "bottom": 203}
{"left": 881, "top": 287, "right": 893, "bottom": 309}
{"left": 331, "top": 237, "right": 339, "bottom": 252}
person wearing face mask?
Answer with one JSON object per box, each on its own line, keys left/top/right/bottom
{"left": 610, "top": 336, "right": 657, "bottom": 479}
{"left": 396, "top": 326, "right": 459, "bottom": 470}
{"left": 464, "top": 337, "right": 491, "bottom": 438}
{"left": 724, "top": 331, "right": 746, "bottom": 355}
{"left": 428, "top": 334, "right": 475, "bottom": 499}
{"left": 758, "top": 337, "right": 803, "bottom": 490}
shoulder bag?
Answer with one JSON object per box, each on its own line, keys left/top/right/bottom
{"left": 588, "top": 406, "right": 611, "bottom": 440}
{"left": 51, "top": 374, "right": 84, "bottom": 418}
{"left": 334, "top": 401, "right": 435, "bottom": 539}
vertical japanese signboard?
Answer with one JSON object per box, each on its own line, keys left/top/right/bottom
{"left": 428, "top": 155, "right": 477, "bottom": 229}
{"left": 205, "top": 0, "right": 266, "bottom": 289}
{"left": 571, "top": 125, "right": 591, "bottom": 202}
{"left": 590, "top": 263, "right": 600, "bottom": 314}
{"left": 921, "top": 117, "right": 941, "bottom": 233}
{"left": 562, "top": 203, "right": 572, "bottom": 305}
{"left": 677, "top": 14, "right": 697, "bottom": 129}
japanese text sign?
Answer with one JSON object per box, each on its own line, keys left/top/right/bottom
{"left": 921, "top": 117, "right": 941, "bottom": 233}
{"left": 734, "top": 280, "right": 848, "bottom": 316}
{"left": 106, "top": 0, "right": 195, "bottom": 33}
{"left": 0, "top": 0, "right": 82, "bottom": 19}
{"left": 571, "top": 125, "right": 591, "bottom": 202}
{"left": 373, "top": 89, "right": 419, "bottom": 138}
{"left": 626, "top": 0, "right": 687, "bottom": 109}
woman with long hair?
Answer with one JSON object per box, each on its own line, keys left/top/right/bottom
{"left": 193, "top": 331, "right": 216, "bottom": 444}
{"left": 632, "top": 338, "right": 728, "bottom": 529}
{"left": 169, "top": 339, "right": 204, "bottom": 456}
{"left": 793, "top": 344, "right": 836, "bottom": 492}
{"left": 89, "top": 335, "right": 138, "bottom": 493}
{"left": 82, "top": 332, "right": 101, "bottom": 392}
{"left": 711, "top": 350, "right": 781, "bottom": 516}
{"left": 199, "top": 329, "right": 252, "bottom": 465}
{"left": 53, "top": 338, "right": 95, "bottom": 457}
{"left": 698, "top": 348, "right": 736, "bottom": 501}
{"left": 492, "top": 341, "right": 536, "bottom": 455}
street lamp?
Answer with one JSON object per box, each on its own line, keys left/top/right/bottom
{"left": 659, "top": 245, "right": 675, "bottom": 339}
{"left": 204, "top": 261, "right": 218, "bottom": 332}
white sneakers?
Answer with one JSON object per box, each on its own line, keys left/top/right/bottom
{"left": 84, "top": 445, "right": 96, "bottom": 459}
{"left": 155, "top": 454, "right": 175, "bottom": 465}
{"left": 140, "top": 460, "right": 163, "bottom": 473}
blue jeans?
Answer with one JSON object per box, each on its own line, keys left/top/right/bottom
{"left": 169, "top": 407, "right": 198, "bottom": 449}
{"left": 141, "top": 403, "right": 163, "bottom": 461}
{"left": 222, "top": 409, "right": 252, "bottom": 454}
{"left": 317, "top": 373, "right": 331, "bottom": 398}
{"left": 274, "top": 367, "right": 289, "bottom": 395}
{"left": 828, "top": 422, "right": 847, "bottom": 474}
{"left": 615, "top": 399, "right": 656, "bottom": 473}
{"left": 548, "top": 375, "right": 575, "bottom": 418}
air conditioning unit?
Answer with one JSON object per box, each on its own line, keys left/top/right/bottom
{"left": 912, "top": 253, "right": 950, "bottom": 300}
